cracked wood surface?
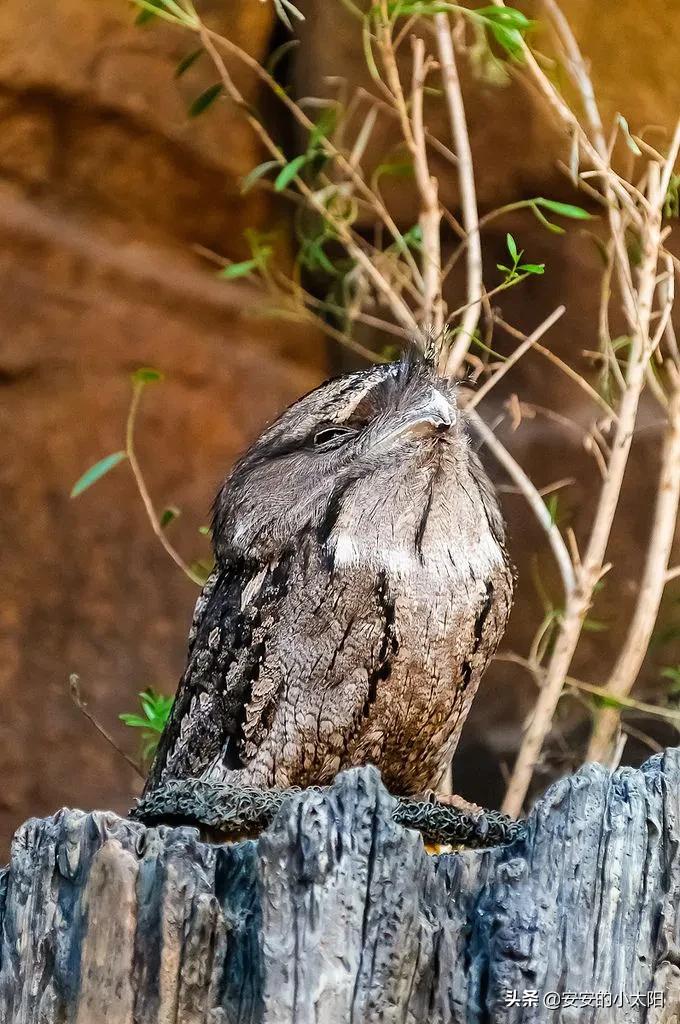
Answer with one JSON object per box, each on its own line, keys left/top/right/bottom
{"left": 1, "top": 754, "right": 680, "bottom": 1023}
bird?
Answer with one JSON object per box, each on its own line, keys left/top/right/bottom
{"left": 144, "top": 352, "right": 513, "bottom": 801}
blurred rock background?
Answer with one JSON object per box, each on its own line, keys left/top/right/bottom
{"left": 1, "top": 0, "right": 679, "bottom": 855}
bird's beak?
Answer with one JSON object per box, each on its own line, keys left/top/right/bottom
{"left": 378, "top": 389, "right": 456, "bottom": 447}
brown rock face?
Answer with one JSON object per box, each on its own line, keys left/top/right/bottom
{"left": 0, "top": 0, "right": 281, "bottom": 254}
{"left": 0, "top": 186, "right": 324, "bottom": 853}
{"left": 0, "top": 0, "right": 325, "bottom": 855}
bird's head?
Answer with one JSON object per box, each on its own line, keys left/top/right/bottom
{"left": 213, "top": 354, "right": 480, "bottom": 563}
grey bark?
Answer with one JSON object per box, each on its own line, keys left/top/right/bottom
{"left": 1, "top": 752, "right": 680, "bottom": 1023}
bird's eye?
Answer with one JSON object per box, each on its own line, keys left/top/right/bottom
{"left": 313, "top": 425, "right": 357, "bottom": 448}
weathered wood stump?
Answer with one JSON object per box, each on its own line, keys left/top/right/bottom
{"left": 1, "top": 752, "right": 680, "bottom": 1023}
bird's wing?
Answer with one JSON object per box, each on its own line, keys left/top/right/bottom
{"left": 144, "top": 546, "right": 394, "bottom": 792}
{"left": 143, "top": 555, "right": 274, "bottom": 791}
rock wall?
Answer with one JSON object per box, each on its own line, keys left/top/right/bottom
{"left": 0, "top": 0, "right": 325, "bottom": 856}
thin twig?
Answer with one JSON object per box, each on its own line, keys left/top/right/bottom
{"left": 196, "top": 23, "right": 418, "bottom": 334}
{"left": 410, "top": 36, "right": 444, "bottom": 331}
{"left": 586, "top": 370, "right": 680, "bottom": 763}
{"left": 355, "top": 86, "right": 460, "bottom": 168}
{"left": 435, "top": 12, "right": 482, "bottom": 377}
{"left": 495, "top": 315, "right": 617, "bottom": 420}
{"left": 70, "top": 674, "right": 144, "bottom": 778}
{"left": 126, "top": 383, "right": 205, "bottom": 587}
{"left": 375, "top": 11, "right": 442, "bottom": 333}
{"left": 468, "top": 410, "right": 576, "bottom": 597}
{"left": 494, "top": 654, "right": 680, "bottom": 728}
{"left": 204, "top": 25, "right": 426, "bottom": 294}
{"left": 466, "top": 306, "right": 565, "bottom": 411}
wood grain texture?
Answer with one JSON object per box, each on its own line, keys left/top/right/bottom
{"left": 1, "top": 754, "right": 680, "bottom": 1022}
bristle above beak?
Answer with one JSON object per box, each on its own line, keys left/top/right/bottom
{"left": 376, "top": 387, "right": 456, "bottom": 447}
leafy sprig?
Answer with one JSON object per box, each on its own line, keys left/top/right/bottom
{"left": 120, "top": 689, "right": 174, "bottom": 761}
{"left": 497, "top": 233, "right": 545, "bottom": 283}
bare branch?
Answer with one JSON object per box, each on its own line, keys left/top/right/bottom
{"left": 434, "top": 12, "right": 483, "bottom": 377}
{"left": 410, "top": 36, "right": 444, "bottom": 332}
{"left": 468, "top": 410, "right": 576, "bottom": 598}
{"left": 70, "top": 674, "right": 144, "bottom": 779}
{"left": 586, "top": 371, "right": 680, "bottom": 763}
{"left": 502, "top": 161, "right": 669, "bottom": 816}
{"left": 197, "top": 23, "right": 418, "bottom": 334}
{"left": 466, "top": 306, "right": 565, "bottom": 411}
{"left": 126, "top": 382, "right": 205, "bottom": 587}
{"left": 495, "top": 315, "right": 618, "bottom": 420}
{"left": 494, "top": 654, "right": 680, "bottom": 728}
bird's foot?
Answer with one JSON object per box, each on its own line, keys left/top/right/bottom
{"left": 421, "top": 789, "right": 484, "bottom": 817}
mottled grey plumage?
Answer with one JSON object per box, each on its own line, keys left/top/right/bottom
{"left": 145, "top": 355, "right": 513, "bottom": 798}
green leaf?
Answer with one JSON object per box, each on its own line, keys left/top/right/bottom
{"left": 617, "top": 114, "right": 642, "bottom": 156}
{"left": 535, "top": 197, "right": 592, "bottom": 220}
{"left": 486, "top": 22, "right": 524, "bottom": 56}
{"left": 475, "top": 5, "right": 532, "bottom": 29}
{"left": 545, "top": 494, "right": 559, "bottom": 525}
{"left": 119, "top": 688, "right": 174, "bottom": 763}
{"left": 274, "top": 154, "right": 309, "bottom": 191}
{"left": 132, "top": 366, "right": 164, "bottom": 385}
{"left": 374, "top": 161, "right": 415, "bottom": 183}
{"left": 188, "top": 83, "right": 223, "bottom": 118}
{"left": 240, "top": 160, "right": 282, "bottom": 194}
{"left": 190, "top": 560, "right": 214, "bottom": 585}
{"left": 473, "top": 7, "right": 533, "bottom": 57}
{"left": 135, "top": 8, "right": 156, "bottom": 24}
{"left": 198, "top": 524, "right": 211, "bottom": 536}
{"left": 664, "top": 174, "right": 680, "bottom": 220}
{"left": 662, "top": 666, "right": 680, "bottom": 695}
{"left": 506, "top": 232, "right": 518, "bottom": 261}
{"left": 131, "top": 0, "right": 184, "bottom": 25}
{"left": 119, "top": 713, "right": 151, "bottom": 728}
{"left": 120, "top": 689, "right": 174, "bottom": 742}
{"left": 518, "top": 262, "right": 545, "bottom": 275}
{"left": 219, "top": 257, "right": 260, "bottom": 280}
{"left": 70, "top": 451, "right": 127, "bottom": 498}
{"left": 244, "top": 229, "right": 279, "bottom": 267}
{"left": 402, "top": 224, "right": 423, "bottom": 251}
{"left": 174, "top": 48, "right": 203, "bottom": 79}
{"left": 219, "top": 247, "right": 273, "bottom": 279}
{"left": 308, "top": 108, "right": 338, "bottom": 152}
{"left": 582, "top": 618, "right": 609, "bottom": 633}
{"left": 591, "top": 693, "right": 627, "bottom": 710}
{"left": 160, "top": 506, "right": 181, "bottom": 529}
{"left": 307, "top": 241, "right": 336, "bottom": 275}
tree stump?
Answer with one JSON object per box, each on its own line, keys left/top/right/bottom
{"left": 1, "top": 752, "right": 679, "bottom": 1023}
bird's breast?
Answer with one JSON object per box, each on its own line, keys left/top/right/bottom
{"left": 329, "top": 522, "right": 505, "bottom": 588}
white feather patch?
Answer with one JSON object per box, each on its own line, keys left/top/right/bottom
{"left": 240, "top": 565, "right": 269, "bottom": 610}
